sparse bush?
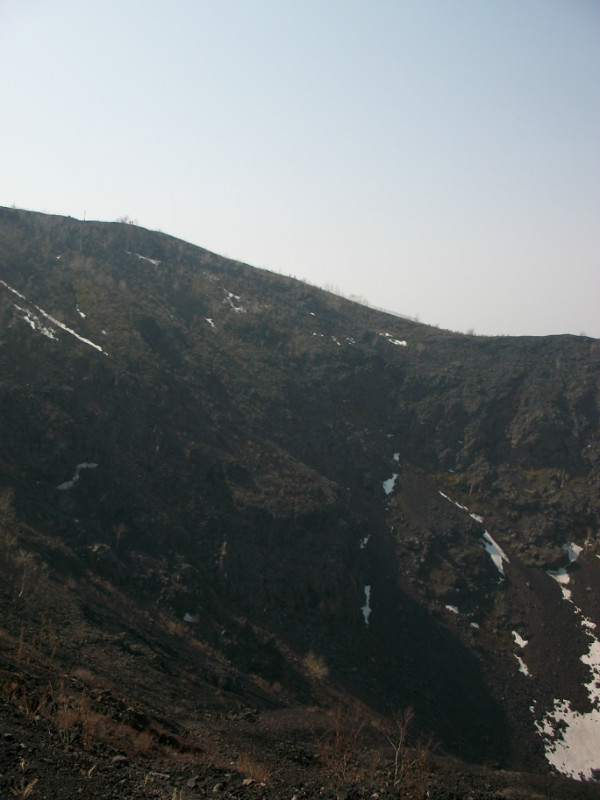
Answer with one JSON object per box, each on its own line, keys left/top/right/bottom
{"left": 316, "top": 705, "right": 365, "bottom": 784}
{"left": 386, "top": 706, "right": 430, "bottom": 798}
{"left": 304, "top": 650, "right": 329, "bottom": 680}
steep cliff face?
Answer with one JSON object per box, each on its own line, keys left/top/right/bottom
{"left": 0, "top": 207, "right": 599, "bottom": 784}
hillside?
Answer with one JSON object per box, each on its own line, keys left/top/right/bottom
{"left": 0, "top": 207, "right": 599, "bottom": 798}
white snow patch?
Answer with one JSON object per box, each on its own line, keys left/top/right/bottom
{"left": 470, "top": 622, "right": 480, "bottom": 629}
{"left": 533, "top": 566, "right": 600, "bottom": 780}
{"left": 393, "top": 452, "right": 400, "bottom": 462}
{"left": 361, "top": 585, "right": 372, "bottom": 626}
{"left": 380, "top": 332, "right": 407, "bottom": 347}
{"left": 438, "top": 491, "right": 508, "bottom": 577}
{"left": 127, "top": 251, "right": 161, "bottom": 266}
{"left": 223, "top": 290, "right": 245, "bottom": 313}
{"left": 359, "top": 536, "right": 370, "bottom": 550}
{"left": 438, "top": 491, "right": 469, "bottom": 514}
{"left": 14, "top": 305, "right": 58, "bottom": 339}
{"left": 515, "top": 654, "right": 531, "bottom": 676}
{"left": 77, "top": 308, "right": 86, "bottom": 318}
{"left": 2, "top": 280, "right": 106, "bottom": 354}
{"left": 445, "top": 605, "right": 459, "bottom": 615}
{"left": 535, "top": 701, "right": 600, "bottom": 781}
{"left": 57, "top": 462, "right": 98, "bottom": 491}
{"left": 383, "top": 474, "right": 398, "bottom": 496}
{"left": 438, "top": 490, "right": 484, "bottom": 524}
{"left": 513, "top": 630, "right": 528, "bottom": 648}
{"left": 205, "top": 318, "right": 216, "bottom": 329}
{"left": 183, "top": 613, "right": 194, "bottom": 623}
{"left": 481, "top": 531, "right": 509, "bottom": 577}
{"left": 564, "top": 542, "right": 583, "bottom": 563}
{"left": 548, "top": 542, "right": 585, "bottom": 594}
{"left": 550, "top": 570, "right": 570, "bottom": 585}
{"left": 38, "top": 307, "right": 105, "bottom": 354}
{"left": 0, "top": 279, "right": 26, "bottom": 300}
{"left": 582, "top": 630, "right": 600, "bottom": 707}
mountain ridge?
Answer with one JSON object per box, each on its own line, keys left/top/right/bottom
{"left": 0, "top": 207, "right": 599, "bottom": 797}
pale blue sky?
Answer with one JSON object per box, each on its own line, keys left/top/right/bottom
{"left": 2, "top": 0, "right": 599, "bottom": 336}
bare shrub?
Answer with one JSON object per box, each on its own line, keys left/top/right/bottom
{"left": 386, "top": 706, "right": 430, "bottom": 798}
{"left": 316, "top": 705, "right": 365, "bottom": 784}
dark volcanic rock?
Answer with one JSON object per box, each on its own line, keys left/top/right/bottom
{"left": 0, "top": 207, "right": 599, "bottom": 795}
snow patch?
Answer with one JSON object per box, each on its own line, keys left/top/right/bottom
{"left": 205, "top": 318, "right": 216, "bottom": 329}
{"left": 39, "top": 307, "right": 105, "bottom": 354}
{"left": 547, "top": 542, "right": 583, "bottom": 600}
{"left": 438, "top": 491, "right": 508, "bottom": 577}
{"left": 445, "top": 605, "right": 459, "bottom": 615}
{"left": 582, "top": 627, "right": 600, "bottom": 707}
{"left": 2, "top": 279, "right": 106, "bottom": 354}
{"left": 481, "top": 531, "right": 509, "bottom": 577}
{"left": 0, "top": 279, "right": 26, "bottom": 300}
{"left": 14, "top": 305, "right": 58, "bottom": 340}
{"left": 565, "top": 543, "right": 583, "bottom": 563}
{"left": 534, "top": 554, "right": 600, "bottom": 780}
{"left": 359, "top": 536, "right": 370, "bottom": 550}
{"left": 127, "top": 251, "right": 161, "bottom": 266}
{"left": 383, "top": 474, "right": 398, "bottom": 496}
{"left": 438, "top": 491, "right": 484, "bottom": 524}
{"left": 223, "top": 289, "right": 245, "bottom": 313}
{"left": 535, "top": 701, "right": 600, "bottom": 781}
{"left": 516, "top": 654, "right": 531, "bottom": 677}
{"left": 57, "top": 462, "right": 98, "bottom": 491}
{"left": 380, "top": 332, "right": 407, "bottom": 347}
{"left": 513, "top": 631, "right": 528, "bottom": 648}
{"left": 361, "top": 585, "right": 372, "bottom": 626}
{"left": 183, "top": 613, "right": 194, "bottom": 623}
{"left": 438, "top": 491, "right": 469, "bottom": 515}
{"left": 393, "top": 452, "right": 400, "bottom": 462}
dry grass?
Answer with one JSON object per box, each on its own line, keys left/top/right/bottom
{"left": 235, "top": 751, "right": 271, "bottom": 783}
{"left": 9, "top": 777, "right": 39, "bottom": 798}
{"left": 304, "top": 649, "right": 329, "bottom": 680}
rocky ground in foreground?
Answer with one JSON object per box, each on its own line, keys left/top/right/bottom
{"left": 1, "top": 650, "right": 599, "bottom": 800}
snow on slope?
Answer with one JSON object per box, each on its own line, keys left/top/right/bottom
{"left": 1, "top": 279, "right": 106, "bottom": 354}
{"left": 437, "top": 490, "right": 600, "bottom": 780}
{"left": 534, "top": 544, "right": 600, "bottom": 781}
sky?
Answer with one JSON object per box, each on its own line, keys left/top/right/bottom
{"left": 2, "top": 0, "right": 599, "bottom": 337}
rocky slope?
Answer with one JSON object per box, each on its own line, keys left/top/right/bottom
{"left": 0, "top": 207, "right": 599, "bottom": 797}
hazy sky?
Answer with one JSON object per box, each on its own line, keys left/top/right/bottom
{"left": 2, "top": 1, "right": 599, "bottom": 337}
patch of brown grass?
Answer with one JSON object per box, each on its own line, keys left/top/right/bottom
{"left": 235, "top": 751, "right": 271, "bottom": 783}
{"left": 304, "top": 649, "right": 329, "bottom": 680}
